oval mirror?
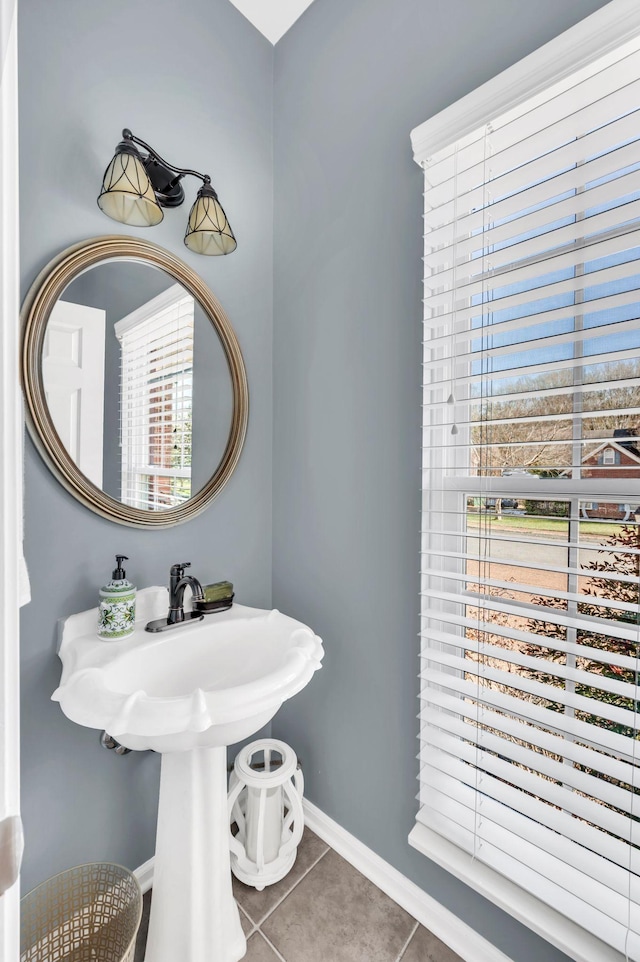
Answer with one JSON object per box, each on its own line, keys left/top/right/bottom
{"left": 21, "top": 237, "right": 248, "bottom": 527}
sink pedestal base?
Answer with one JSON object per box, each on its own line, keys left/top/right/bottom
{"left": 144, "top": 745, "right": 246, "bottom": 962}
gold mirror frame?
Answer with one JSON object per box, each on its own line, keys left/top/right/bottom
{"left": 21, "top": 236, "right": 248, "bottom": 528}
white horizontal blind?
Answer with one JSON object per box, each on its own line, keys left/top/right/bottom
{"left": 117, "top": 285, "right": 194, "bottom": 510}
{"left": 420, "top": 35, "right": 640, "bottom": 960}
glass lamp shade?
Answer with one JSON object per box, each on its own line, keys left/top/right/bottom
{"left": 184, "top": 186, "right": 237, "bottom": 255}
{"left": 97, "top": 147, "right": 164, "bottom": 228}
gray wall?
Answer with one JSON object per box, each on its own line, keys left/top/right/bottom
{"left": 18, "top": 0, "right": 273, "bottom": 892}
{"left": 271, "top": 2, "right": 610, "bottom": 961}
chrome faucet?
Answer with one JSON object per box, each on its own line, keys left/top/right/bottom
{"left": 146, "top": 562, "right": 205, "bottom": 633}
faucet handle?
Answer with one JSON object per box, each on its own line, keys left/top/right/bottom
{"left": 170, "top": 562, "right": 191, "bottom": 577}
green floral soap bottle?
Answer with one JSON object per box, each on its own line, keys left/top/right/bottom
{"left": 98, "top": 555, "right": 137, "bottom": 640}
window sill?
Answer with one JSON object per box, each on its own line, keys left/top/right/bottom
{"left": 408, "top": 823, "right": 623, "bottom": 962}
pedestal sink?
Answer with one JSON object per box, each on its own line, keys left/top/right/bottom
{"left": 52, "top": 587, "right": 324, "bottom": 962}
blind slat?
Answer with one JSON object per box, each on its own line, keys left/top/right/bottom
{"left": 427, "top": 165, "right": 640, "bottom": 252}
{"left": 421, "top": 565, "right": 640, "bottom": 618}
{"left": 425, "top": 112, "right": 640, "bottom": 226}
{"left": 424, "top": 223, "right": 640, "bottom": 306}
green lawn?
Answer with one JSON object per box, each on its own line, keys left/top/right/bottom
{"left": 466, "top": 514, "right": 620, "bottom": 538}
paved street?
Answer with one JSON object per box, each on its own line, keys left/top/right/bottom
{"left": 465, "top": 520, "right": 616, "bottom": 595}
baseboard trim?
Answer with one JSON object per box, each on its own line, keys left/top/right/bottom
{"left": 302, "top": 799, "right": 514, "bottom": 962}
{"left": 133, "top": 856, "right": 154, "bottom": 894}
{"left": 131, "top": 800, "right": 514, "bottom": 962}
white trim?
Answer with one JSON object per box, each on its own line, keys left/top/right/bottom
{"left": 0, "top": 0, "right": 22, "bottom": 956}
{"left": 409, "top": 824, "right": 622, "bottom": 962}
{"left": 580, "top": 438, "right": 640, "bottom": 465}
{"left": 303, "top": 800, "right": 514, "bottom": 962}
{"left": 410, "top": 0, "right": 640, "bottom": 165}
{"left": 113, "top": 283, "right": 187, "bottom": 339}
{"left": 133, "top": 856, "right": 154, "bottom": 895}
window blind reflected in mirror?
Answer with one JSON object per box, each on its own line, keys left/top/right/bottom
{"left": 116, "top": 284, "right": 194, "bottom": 510}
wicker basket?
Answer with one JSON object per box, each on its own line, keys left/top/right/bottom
{"left": 21, "top": 862, "right": 142, "bottom": 962}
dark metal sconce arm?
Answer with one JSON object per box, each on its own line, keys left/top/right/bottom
{"left": 122, "top": 128, "right": 212, "bottom": 187}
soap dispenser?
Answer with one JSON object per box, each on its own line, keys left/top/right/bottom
{"left": 98, "top": 555, "right": 137, "bottom": 640}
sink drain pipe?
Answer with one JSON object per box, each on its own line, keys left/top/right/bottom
{"left": 99, "top": 731, "right": 132, "bottom": 755}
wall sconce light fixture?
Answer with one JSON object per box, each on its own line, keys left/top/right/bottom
{"left": 97, "top": 128, "right": 237, "bottom": 256}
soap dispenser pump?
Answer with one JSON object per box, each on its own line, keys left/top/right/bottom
{"left": 98, "top": 555, "right": 137, "bottom": 640}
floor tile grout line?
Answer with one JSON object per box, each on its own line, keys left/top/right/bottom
{"left": 257, "top": 928, "right": 288, "bottom": 962}
{"left": 395, "top": 920, "right": 420, "bottom": 962}
{"left": 239, "top": 905, "right": 258, "bottom": 939}
{"left": 253, "top": 843, "right": 331, "bottom": 927}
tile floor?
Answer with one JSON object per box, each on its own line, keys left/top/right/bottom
{"left": 134, "top": 828, "right": 464, "bottom": 962}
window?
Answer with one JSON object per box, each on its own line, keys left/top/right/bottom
{"left": 410, "top": 6, "right": 640, "bottom": 959}
{"left": 116, "top": 284, "right": 194, "bottom": 510}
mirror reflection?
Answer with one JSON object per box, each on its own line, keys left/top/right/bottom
{"left": 42, "top": 262, "right": 233, "bottom": 511}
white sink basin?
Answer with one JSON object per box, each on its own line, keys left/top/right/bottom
{"left": 53, "top": 586, "right": 324, "bottom": 752}
{"left": 53, "top": 586, "right": 323, "bottom": 962}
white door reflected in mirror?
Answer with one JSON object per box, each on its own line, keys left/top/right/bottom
{"left": 43, "top": 301, "right": 105, "bottom": 489}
